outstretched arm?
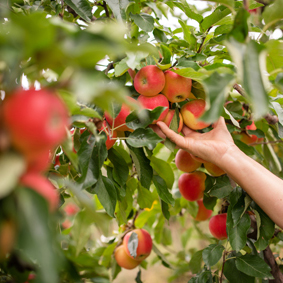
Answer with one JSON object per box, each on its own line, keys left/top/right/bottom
{"left": 157, "top": 118, "right": 283, "bottom": 229}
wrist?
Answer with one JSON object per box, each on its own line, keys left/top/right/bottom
{"left": 215, "top": 144, "right": 242, "bottom": 170}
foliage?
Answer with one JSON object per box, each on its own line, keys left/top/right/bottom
{"left": 0, "top": 0, "right": 283, "bottom": 282}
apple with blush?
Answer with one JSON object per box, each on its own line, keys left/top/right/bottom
{"left": 134, "top": 65, "right": 165, "bottom": 97}
{"left": 175, "top": 149, "right": 201, "bottom": 173}
{"left": 123, "top": 228, "right": 152, "bottom": 261}
{"left": 178, "top": 171, "right": 206, "bottom": 201}
{"left": 195, "top": 199, "right": 213, "bottom": 221}
{"left": 114, "top": 245, "right": 142, "bottom": 269}
{"left": 204, "top": 161, "right": 225, "bottom": 177}
{"left": 99, "top": 121, "right": 117, "bottom": 150}
{"left": 180, "top": 99, "right": 210, "bottom": 130}
{"left": 137, "top": 94, "right": 169, "bottom": 124}
{"left": 162, "top": 69, "right": 194, "bottom": 103}
{"left": 163, "top": 109, "right": 183, "bottom": 133}
{"left": 209, "top": 213, "right": 228, "bottom": 240}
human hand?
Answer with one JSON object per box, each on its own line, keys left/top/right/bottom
{"left": 157, "top": 117, "right": 236, "bottom": 166}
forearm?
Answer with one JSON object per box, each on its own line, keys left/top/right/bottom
{"left": 218, "top": 145, "right": 283, "bottom": 228}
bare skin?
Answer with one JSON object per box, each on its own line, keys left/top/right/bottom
{"left": 157, "top": 118, "right": 283, "bottom": 229}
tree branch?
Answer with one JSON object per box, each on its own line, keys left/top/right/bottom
{"left": 197, "top": 27, "right": 212, "bottom": 54}
{"left": 104, "top": 62, "right": 114, "bottom": 75}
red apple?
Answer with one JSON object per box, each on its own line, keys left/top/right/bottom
{"left": 123, "top": 229, "right": 152, "bottom": 261}
{"left": 20, "top": 172, "right": 59, "bottom": 212}
{"left": 104, "top": 96, "right": 138, "bottom": 132}
{"left": 191, "top": 155, "right": 207, "bottom": 163}
{"left": 204, "top": 162, "right": 225, "bottom": 177}
{"left": 195, "top": 199, "right": 213, "bottom": 221}
{"left": 209, "top": 213, "right": 228, "bottom": 240}
{"left": 2, "top": 88, "right": 69, "bottom": 159}
{"left": 134, "top": 65, "right": 165, "bottom": 97}
{"left": 64, "top": 203, "right": 79, "bottom": 216}
{"left": 163, "top": 109, "right": 183, "bottom": 133}
{"left": 26, "top": 149, "right": 51, "bottom": 174}
{"left": 175, "top": 149, "right": 201, "bottom": 172}
{"left": 178, "top": 171, "right": 206, "bottom": 201}
{"left": 99, "top": 121, "right": 117, "bottom": 150}
{"left": 180, "top": 99, "right": 210, "bottom": 130}
{"left": 114, "top": 245, "right": 142, "bottom": 269}
{"left": 128, "top": 68, "right": 136, "bottom": 81}
{"left": 137, "top": 94, "right": 169, "bottom": 124}
{"left": 161, "top": 69, "right": 194, "bottom": 103}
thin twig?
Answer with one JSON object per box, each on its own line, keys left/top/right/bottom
{"left": 233, "top": 84, "right": 247, "bottom": 97}
{"left": 102, "top": 1, "right": 110, "bottom": 17}
{"left": 197, "top": 27, "right": 212, "bottom": 54}
{"left": 104, "top": 62, "right": 114, "bottom": 75}
{"left": 219, "top": 251, "right": 227, "bottom": 283}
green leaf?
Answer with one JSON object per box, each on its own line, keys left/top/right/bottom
{"left": 223, "top": 254, "right": 254, "bottom": 283}
{"left": 188, "top": 250, "right": 203, "bottom": 274}
{"left": 265, "top": 40, "right": 283, "bottom": 75}
{"left": 108, "top": 148, "right": 129, "bottom": 187}
{"left": 171, "top": 0, "right": 203, "bottom": 23}
{"left": 0, "top": 153, "right": 25, "bottom": 198}
{"left": 78, "top": 134, "right": 107, "bottom": 189}
{"left": 130, "top": 13, "right": 154, "bottom": 32}
{"left": 137, "top": 183, "right": 155, "bottom": 209}
{"left": 153, "top": 29, "right": 168, "bottom": 43}
{"left": 150, "top": 156, "right": 174, "bottom": 189}
{"left": 225, "top": 39, "right": 269, "bottom": 119}
{"left": 209, "top": 175, "right": 233, "bottom": 198}
{"left": 72, "top": 210, "right": 94, "bottom": 256}
{"left": 127, "top": 128, "right": 163, "bottom": 150}
{"left": 152, "top": 244, "right": 174, "bottom": 269}
{"left": 235, "top": 254, "right": 273, "bottom": 279}
{"left": 160, "top": 44, "right": 171, "bottom": 64}
{"left": 161, "top": 200, "right": 170, "bottom": 220}
{"left": 135, "top": 270, "right": 143, "bottom": 283}
{"left": 92, "top": 175, "right": 117, "bottom": 217}
{"left": 179, "top": 20, "right": 197, "bottom": 47}
{"left": 202, "top": 244, "right": 225, "bottom": 267}
{"left": 64, "top": 0, "right": 92, "bottom": 22}
{"left": 16, "top": 188, "right": 58, "bottom": 283}
{"left": 228, "top": 8, "right": 249, "bottom": 43}
{"left": 201, "top": 6, "right": 231, "bottom": 32}
{"left": 200, "top": 72, "right": 235, "bottom": 124}
{"left": 104, "top": 0, "right": 129, "bottom": 20}
{"left": 152, "top": 175, "right": 175, "bottom": 206}
{"left": 172, "top": 68, "right": 208, "bottom": 82}
{"left": 114, "top": 58, "right": 129, "bottom": 77}
{"left": 253, "top": 204, "right": 275, "bottom": 251}
{"left": 126, "top": 107, "right": 167, "bottom": 130}
{"left": 126, "top": 143, "right": 153, "bottom": 189}
{"left": 100, "top": 242, "right": 117, "bottom": 268}
{"left": 262, "top": 0, "right": 283, "bottom": 28}
{"left": 227, "top": 210, "right": 251, "bottom": 252}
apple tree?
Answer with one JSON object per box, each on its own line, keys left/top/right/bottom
{"left": 0, "top": 0, "right": 283, "bottom": 282}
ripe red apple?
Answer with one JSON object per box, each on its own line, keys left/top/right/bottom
{"left": 195, "top": 199, "right": 213, "bottom": 221}
{"left": 134, "top": 65, "right": 165, "bottom": 97}
{"left": 240, "top": 121, "right": 264, "bottom": 145}
{"left": 191, "top": 154, "right": 207, "bottom": 163}
{"left": 2, "top": 88, "right": 69, "bottom": 159}
{"left": 137, "top": 94, "right": 169, "bottom": 124}
{"left": 175, "top": 149, "right": 201, "bottom": 173}
{"left": 114, "top": 245, "right": 142, "bottom": 269}
{"left": 99, "top": 121, "right": 117, "bottom": 150}
{"left": 128, "top": 68, "right": 136, "bottom": 81}
{"left": 204, "top": 162, "right": 225, "bottom": 177}
{"left": 178, "top": 171, "right": 206, "bottom": 201}
{"left": 163, "top": 109, "right": 183, "bottom": 133}
{"left": 209, "top": 213, "right": 228, "bottom": 240}
{"left": 123, "top": 228, "right": 152, "bottom": 261}
{"left": 104, "top": 96, "right": 138, "bottom": 132}
{"left": 161, "top": 69, "right": 194, "bottom": 103}
{"left": 20, "top": 172, "right": 59, "bottom": 212}
{"left": 26, "top": 149, "right": 51, "bottom": 174}
{"left": 180, "top": 99, "right": 210, "bottom": 130}
{"left": 64, "top": 203, "right": 79, "bottom": 216}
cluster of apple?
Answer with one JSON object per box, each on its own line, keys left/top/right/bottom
{"left": 102, "top": 65, "right": 211, "bottom": 149}
{"left": 114, "top": 228, "right": 152, "bottom": 270}
{"left": 175, "top": 149, "right": 228, "bottom": 240}
{"left": 1, "top": 88, "right": 69, "bottom": 211}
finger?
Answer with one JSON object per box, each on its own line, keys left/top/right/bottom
{"left": 157, "top": 121, "right": 190, "bottom": 149}
{"left": 212, "top": 116, "right": 226, "bottom": 129}
{"left": 182, "top": 125, "right": 196, "bottom": 136}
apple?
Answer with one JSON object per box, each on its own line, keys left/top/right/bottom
{"left": 114, "top": 245, "right": 142, "bottom": 270}
{"left": 99, "top": 121, "right": 117, "bottom": 150}
{"left": 163, "top": 109, "right": 183, "bottom": 133}
{"left": 240, "top": 121, "right": 264, "bottom": 145}
{"left": 178, "top": 171, "right": 206, "bottom": 201}
{"left": 191, "top": 154, "right": 207, "bottom": 163}
{"left": 20, "top": 172, "right": 59, "bottom": 212}
{"left": 204, "top": 161, "right": 225, "bottom": 177}
{"left": 2, "top": 88, "right": 69, "bottom": 159}
{"left": 128, "top": 68, "right": 136, "bottom": 81}
{"left": 180, "top": 99, "right": 210, "bottom": 130}
{"left": 123, "top": 228, "right": 152, "bottom": 261}
{"left": 209, "top": 213, "right": 228, "bottom": 240}
{"left": 137, "top": 94, "right": 169, "bottom": 124}
{"left": 195, "top": 199, "right": 213, "bottom": 221}
{"left": 134, "top": 65, "right": 165, "bottom": 97}
{"left": 64, "top": 203, "right": 79, "bottom": 216}
{"left": 104, "top": 96, "right": 137, "bottom": 132}
{"left": 26, "top": 149, "right": 51, "bottom": 174}
{"left": 161, "top": 69, "right": 194, "bottom": 103}
{"left": 175, "top": 149, "right": 201, "bottom": 172}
